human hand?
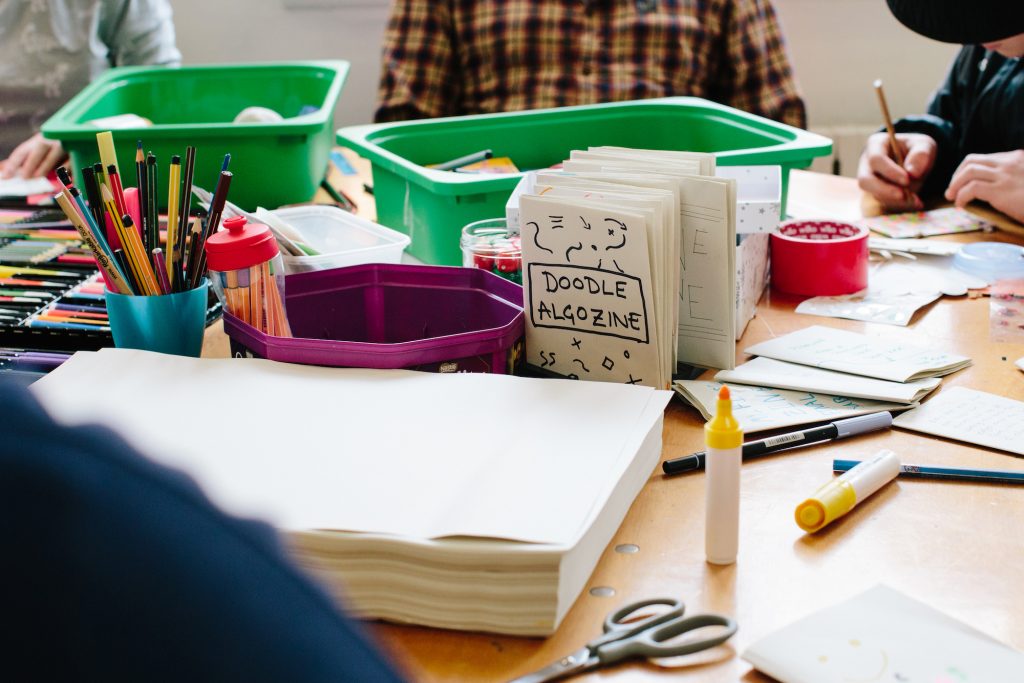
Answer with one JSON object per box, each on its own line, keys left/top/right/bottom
{"left": 0, "top": 133, "right": 67, "bottom": 179}
{"left": 945, "top": 150, "right": 1024, "bottom": 224}
{"left": 857, "top": 132, "right": 936, "bottom": 211}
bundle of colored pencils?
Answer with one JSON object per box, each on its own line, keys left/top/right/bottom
{"left": 52, "top": 131, "right": 233, "bottom": 297}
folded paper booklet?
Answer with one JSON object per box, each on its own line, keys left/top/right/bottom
{"left": 715, "top": 357, "right": 941, "bottom": 404}
{"left": 893, "top": 386, "right": 1024, "bottom": 456}
{"left": 744, "top": 325, "right": 971, "bottom": 382}
{"left": 743, "top": 585, "right": 1024, "bottom": 683}
{"left": 32, "top": 349, "right": 673, "bottom": 636}
{"left": 514, "top": 147, "right": 738, "bottom": 386}
{"left": 673, "top": 380, "right": 913, "bottom": 434}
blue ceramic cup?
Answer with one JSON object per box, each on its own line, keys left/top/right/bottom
{"left": 105, "top": 280, "right": 209, "bottom": 357}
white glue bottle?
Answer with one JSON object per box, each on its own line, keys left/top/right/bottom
{"left": 705, "top": 385, "right": 743, "bottom": 565}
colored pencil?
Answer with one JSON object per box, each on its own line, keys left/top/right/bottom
{"left": 146, "top": 152, "right": 158, "bottom": 258}
{"left": 55, "top": 190, "right": 133, "bottom": 295}
{"left": 81, "top": 166, "right": 105, "bottom": 231}
{"left": 96, "top": 131, "right": 119, "bottom": 184}
{"left": 166, "top": 155, "right": 181, "bottom": 283}
{"left": 107, "top": 164, "right": 128, "bottom": 217}
{"left": 151, "top": 248, "right": 171, "bottom": 294}
{"left": 834, "top": 459, "right": 1024, "bottom": 486}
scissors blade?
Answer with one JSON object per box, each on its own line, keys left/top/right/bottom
{"left": 507, "top": 646, "right": 594, "bottom": 683}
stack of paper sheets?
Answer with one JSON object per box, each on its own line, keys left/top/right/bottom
{"left": 674, "top": 326, "right": 970, "bottom": 433}
{"left": 31, "top": 349, "right": 672, "bottom": 636}
{"left": 515, "top": 147, "right": 737, "bottom": 388}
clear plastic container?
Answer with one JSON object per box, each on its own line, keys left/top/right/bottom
{"left": 461, "top": 218, "right": 522, "bottom": 284}
{"left": 270, "top": 205, "right": 410, "bottom": 274}
{"left": 205, "top": 216, "right": 291, "bottom": 337}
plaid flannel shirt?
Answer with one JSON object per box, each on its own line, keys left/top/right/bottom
{"left": 375, "top": 0, "right": 806, "bottom": 128}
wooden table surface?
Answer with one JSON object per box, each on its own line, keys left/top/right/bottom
{"left": 203, "top": 167, "right": 1024, "bottom": 682}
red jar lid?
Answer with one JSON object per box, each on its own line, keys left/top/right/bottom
{"left": 205, "top": 216, "right": 280, "bottom": 271}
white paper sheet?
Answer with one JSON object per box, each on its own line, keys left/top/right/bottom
{"left": 715, "top": 357, "right": 940, "bottom": 404}
{"left": 0, "top": 176, "right": 53, "bottom": 197}
{"left": 673, "top": 380, "right": 912, "bottom": 433}
{"left": 743, "top": 585, "right": 1024, "bottom": 683}
{"left": 892, "top": 386, "right": 1024, "bottom": 456}
{"left": 744, "top": 325, "right": 971, "bottom": 382}
{"left": 31, "top": 349, "right": 673, "bottom": 544}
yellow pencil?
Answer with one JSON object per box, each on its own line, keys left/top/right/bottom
{"left": 54, "top": 191, "right": 133, "bottom": 295}
{"left": 102, "top": 184, "right": 159, "bottom": 295}
{"left": 166, "top": 155, "right": 181, "bottom": 282}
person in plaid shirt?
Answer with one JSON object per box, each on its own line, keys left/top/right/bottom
{"left": 375, "top": 0, "right": 806, "bottom": 128}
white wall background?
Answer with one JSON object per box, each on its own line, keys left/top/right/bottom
{"left": 169, "top": 0, "right": 960, "bottom": 173}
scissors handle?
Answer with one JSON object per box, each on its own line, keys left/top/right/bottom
{"left": 589, "top": 598, "right": 685, "bottom": 649}
{"left": 596, "top": 613, "right": 738, "bottom": 665}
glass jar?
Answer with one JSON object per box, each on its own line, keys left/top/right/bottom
{"left": 460, "top": 217, "right": 522, "bottom": 284}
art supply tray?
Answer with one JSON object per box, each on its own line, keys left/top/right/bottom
{"left": 337, "top": 97, "right": 832, "bottom": 264}
{"left": 273, "top": 205, "right": 410, "bottom": 273}
{"left": 42, "top": 61, "right": 349, "bottom": 210}
{"left": 224, "top": 264, "right": 525, "bottom": 374}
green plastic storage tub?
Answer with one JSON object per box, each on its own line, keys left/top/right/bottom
{"left": 42, "top": 61, "right": 348, "bottom": 210}
{"left": 337, "top": 97, "right": 832, "bottom": 265}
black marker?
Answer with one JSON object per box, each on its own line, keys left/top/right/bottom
{"left": 662, "top": 412, "right": 893, "bottom": 475}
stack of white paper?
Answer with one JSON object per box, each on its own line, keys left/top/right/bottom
{"left": 673, "top": 326, "right": 969, "bottom": 432}
{"left": 31, "top": 349, "right": 672, "bottom": 636}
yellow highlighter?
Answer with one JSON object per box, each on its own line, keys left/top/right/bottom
{"left": 795, "top": 449, "right": 900, "bottom": 533}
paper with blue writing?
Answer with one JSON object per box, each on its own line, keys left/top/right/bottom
{"left": 673, "top": 380, "right": 914, "bottom": 434}
{"left": 520, "top": 195, "right": 666, "bottom": 388}
{"left": 744, "top": 325, "right": 971, "bottom": 382}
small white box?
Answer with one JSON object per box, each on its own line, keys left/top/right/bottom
{"left": 272, "top": 205, "right": 410, "bottom": 274}
{"left": 716, "top": 165, "right": 782, "bottom": 234}
{"left": 735, "top": 233, "right": 770, "bottom": 340}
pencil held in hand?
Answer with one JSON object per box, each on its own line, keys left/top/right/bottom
{"left": 873, "top": 79, "right": 904, "bottom": 166}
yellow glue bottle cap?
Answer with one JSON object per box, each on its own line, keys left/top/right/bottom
{"left": 794, "top": 479, "right": 857, "bottom": 533}
{"left": 705, "top": 386, "right": 743, "bottom": 450}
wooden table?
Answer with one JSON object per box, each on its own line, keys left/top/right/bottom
{"left": 204, "top": 168, "right": 1024, "bottom": 681}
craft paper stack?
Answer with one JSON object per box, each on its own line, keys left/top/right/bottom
{"left": 513, "top": 147, "right": 738, "bottom": 388}
{"left": 674, "top": 326, "right": 971, "bottom": 433}
{"left": 32, "top": 349, "right": 673, "bottom": 636}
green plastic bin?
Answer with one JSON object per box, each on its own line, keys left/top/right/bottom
{"left": 337, "top": 97, "right": 832, "bottom": 265}
{"left": 42, "top": 61, "right": 348, "bottom": 210}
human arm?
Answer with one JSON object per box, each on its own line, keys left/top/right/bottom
{"left": 713, "top": 0, "right": 807, "bottom": 129}
{"left": 100, "top": 0, "right": 181, "bottom": 67}
{"left": 945, "top": 149, "right": 1024, "bottom": 223}
{"left": 374, "top": 0, "right": 459, "bottom": 122}
{"left": 0, "top": 133, "right": 66, "bottom": 179}
{"left": 1, "top": 380, "right": 404, "bottom": 682}
{"left": 856, "top": 132, "right": 934, "bottom": 211}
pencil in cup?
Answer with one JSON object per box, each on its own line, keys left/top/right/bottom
{"left": 53, "top": 191, "right": 133, "bottom": 295}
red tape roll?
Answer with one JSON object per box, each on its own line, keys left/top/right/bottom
{"left": 770, "top": 220, "right": 869, "bottom": 296}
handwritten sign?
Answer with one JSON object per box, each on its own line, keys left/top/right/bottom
{"left": 520, "top": 195, "right": 661, "bottom": 386}
{"left": 528, "top": 264, "right": 649, "bottom": 343}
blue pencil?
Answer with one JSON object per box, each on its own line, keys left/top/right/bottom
{"left": 834, "top": 459, "right": 1024, "bottom": 486}
{"left": 25, "top": 319, "right": 110, "bottom": 332}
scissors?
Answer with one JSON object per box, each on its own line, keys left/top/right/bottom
{"left": 509, "top": 597, "right": 737, "bottom": 683}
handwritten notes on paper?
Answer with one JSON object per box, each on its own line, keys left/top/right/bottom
{"left": 744, "top": 325, "right": 971, "bottom": 382}
{"left": 893, "top": 387, "right": 1024, "bottom": 456}
{"left": 673, "top": 380, "right": 912, "bottom": 433}
{"left": 715, "top": 357, "right": 940, "bottom": 404}
{"left": 521, "top": 195, "right": 663, "bottom": 387}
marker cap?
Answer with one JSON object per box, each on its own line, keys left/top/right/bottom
{"left": 834, "top": 411, "right": 893, "bottom": 439}
{"left": 705, "top": 385, "right": 743, "bottom": 449}
{"left": 794, "top": 479, "right": 856, "bottom": 533}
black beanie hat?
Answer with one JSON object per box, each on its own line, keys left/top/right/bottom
{"left": 886, "top": 0, "right": 1024, "bottom": 44}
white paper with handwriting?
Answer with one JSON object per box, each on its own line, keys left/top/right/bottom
{"left": 673, "top": 380, "right": 912, "bottom": 433}
{"left": 715, "top": 357, "right": 940, "bottom": 404}
{"left": 893, "top": 386, "right": 1024, "bottom": 456}
{"left": 743, "top": 585, "right": 1024, "bottom": 683}
{"left": 744, "top": 326, "right": 971, "bottom": 382}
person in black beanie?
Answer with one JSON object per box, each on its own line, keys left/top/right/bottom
{"left": 857, "top": 1, "right": 1024, "bottom": 223}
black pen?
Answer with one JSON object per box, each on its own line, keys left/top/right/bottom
{"left": 662, "top": 412, "right": 893, "bottom": 475}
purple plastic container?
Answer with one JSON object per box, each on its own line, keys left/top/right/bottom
{"left": 224, "top": 263, "right": 525, "bottom": 374}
